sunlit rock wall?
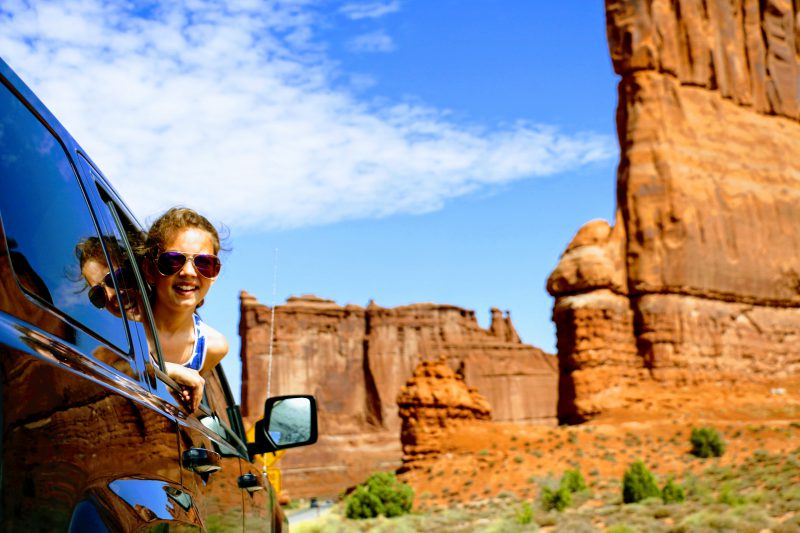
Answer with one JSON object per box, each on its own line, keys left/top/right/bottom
{"left": 239, "top": 292, "right": 557, "bottom": 496}
{"left": 548, "top": 0, "right": 800, "bottom": 423}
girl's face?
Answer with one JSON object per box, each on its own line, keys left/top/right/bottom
{"left": 148, "top": 227, "right": 218, "bottom": 314}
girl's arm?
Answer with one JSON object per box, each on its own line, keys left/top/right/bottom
{"left": 164, "top": 362, "right": 205, "bottom": 412}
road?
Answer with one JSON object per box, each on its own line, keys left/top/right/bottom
{"left": 286, "top": 502, "right": 334, "bottom": 526}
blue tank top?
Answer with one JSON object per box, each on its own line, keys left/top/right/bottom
{"left": 182, "top": 314, "right": 207, "bottom": 372}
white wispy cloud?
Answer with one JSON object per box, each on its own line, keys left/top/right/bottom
{"left": 340, "top": 1, "right": 400, "bottom": 20}
{"left": 0, "top": 0, "right": 615, "bottom": 231}
{"left": 346, "top": 30, "right": 395, "bottom": 53}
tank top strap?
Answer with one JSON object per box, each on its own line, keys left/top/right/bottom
{"left": 183, "top": 314, "right": 208, "bottom": 371}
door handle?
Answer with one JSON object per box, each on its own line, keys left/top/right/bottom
{"left": 182, "top": 448, "right": 222, "bottom": 474}
{"left": 238, "top": 473, "right": 264, "bottom": 492}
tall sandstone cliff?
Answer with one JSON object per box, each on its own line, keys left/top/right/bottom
{"left": 548, "top": 0, "right": 800, "bottom": 422}
{"left": 239, "top": 292, "right": 556, "bottom": 496}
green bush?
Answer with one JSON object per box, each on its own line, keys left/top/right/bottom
{"left": 560, "top": 468, "right": 587, "bottom": 493}
{"left": 515, "top": 501, "right": 534, "bottom": 524}
{"left": 717, "top": 483, "right": 745, "bottom": 506}
{"left": 689, "top": 427, "right": 726, "bottom": 458}
{"left": 344, "top": 472, "right": 414, "bottom": 519}
{"left": 541, "top": 485, "right": 572, "bottom": 512}
{"left": 661, "top": 478, "right": 685, "bottom": 504}
{"left": 345, "top": 486, "right": 383, "bottom": 519}
{"left": 622, "top": 461, "right": 660, "bottom": 504}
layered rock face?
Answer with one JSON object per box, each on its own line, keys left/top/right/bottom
{"left": 239, "top": 292, "right": 556, "bottom": 496}
{"left": 397, "top": 360, "right": 491, "bottom": 471}
{"left": 549, "top": 0, "right": 800, "bottom": 422}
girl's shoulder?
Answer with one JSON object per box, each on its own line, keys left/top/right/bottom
{"left": 195, "top": 316, "right": 227, "bottom": 354}
{"left": 204, "top": 324, "right": 228, "bottom": 357}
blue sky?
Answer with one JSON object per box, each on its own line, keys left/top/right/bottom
{"left": 0, "top": 1, "right": 619, "bottom": 401}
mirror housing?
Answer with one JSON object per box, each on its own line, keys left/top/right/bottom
{"left": 249, "top": 395, "right": 318, "bottom": 456}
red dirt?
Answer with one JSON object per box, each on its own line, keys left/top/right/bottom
{"left": 399, "top": 379, "right": 800, "bottom": 510}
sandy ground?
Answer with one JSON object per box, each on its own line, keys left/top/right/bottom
{"left": 399, "top": 378, "right": 800, "bottom": 510}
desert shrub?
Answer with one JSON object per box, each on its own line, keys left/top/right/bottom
{"left": 344, "top": 472, "right": 414, "bottom": 519}
{"left": 541, "top": 486, "right": 571, "bottom": 512}
{"left": 717, "top": 483, "right": 745, "bottom": 507}
{"left": 661, "top": 478, "right": 685, "bottom": 504}
{"left": 345, "top": 486, "right": 382, "bottom": 519}
{"left": 679, "top": 506, "right": 772, "bottom": 533}
{"left": 515, "top": 501, "right": 534, "bottom": 525}
{"left": 622, "top": 461, "right": 660, "bottom": 504}
{"left": 560, "top": 468, "right": 587, "bottom": 493}
{"left": 689, "top": 427, "right": 725, "bottom": 458}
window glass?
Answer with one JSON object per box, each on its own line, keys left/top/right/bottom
{"left": 203, "top": 369, "right": 232, "bottom": 429}
{"left": 0, "top": 81, "right": 130, "bottom": 355}
{"left": 198, "top": 368, "right": 247, "bottom": 455}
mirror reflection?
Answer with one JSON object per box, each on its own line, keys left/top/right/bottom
{"left": 268, "top": 398, "right": 311, "bottom": 446}
{"left": 76, "top": 236, "right": 144, "bottom": 323}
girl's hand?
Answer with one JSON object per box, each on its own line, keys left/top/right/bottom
{"left": 164, "top": 362, "right": 205, "bottom": 412}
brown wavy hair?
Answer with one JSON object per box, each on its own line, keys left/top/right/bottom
{"left": 142, "top": 207, "right": 223, "bottom": 258}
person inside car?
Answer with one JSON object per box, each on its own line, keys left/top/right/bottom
{"left": 142, "top": 207, "right": 229, "bottom": 409}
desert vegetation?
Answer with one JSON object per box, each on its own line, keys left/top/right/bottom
{"left": 288, "top": 383, "right": 800, "bottom": 532}
{"left": 291, "top": 442, "right": 800, "bottom": 532}
{"left": 344, "top": 472, "right": 414, "bottom": 519}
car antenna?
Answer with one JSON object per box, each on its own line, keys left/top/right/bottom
{"left": 267, "top": 247, "right": 278, "bottom": 400}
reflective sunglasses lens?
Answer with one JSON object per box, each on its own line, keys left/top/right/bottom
{"left": 104, "top": 268, "right": 131, "bottom": 289}
{"left": 117, "top": 267, "right": 136, "bottom": 286}
{"left": 88, "top": 285, "right": 107, "bottom": 308}
{"left": 157, "top": 252, "right": 186, "bottom": 276}
{"left": 193, "top": 254, "right": 221, "bottom": 278}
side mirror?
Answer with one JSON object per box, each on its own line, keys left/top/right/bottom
{"left": 249, "top": 395, "right": 318, "bottom": 456}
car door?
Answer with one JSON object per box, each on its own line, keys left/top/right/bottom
{"left": 174, "top": 365, "right": 249, "bottom": 531}
{"left": 202, "top": 366, "right": 281, "bottom": 532}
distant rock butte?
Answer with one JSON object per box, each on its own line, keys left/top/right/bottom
{"left": 239, "top": 292, "right": 556, "bottom": 496}
{"left": 548, "top": 0, "right": 800, "bottom": 423}
{"left": 397, "top": 359, "right": 491, "bottom": 471}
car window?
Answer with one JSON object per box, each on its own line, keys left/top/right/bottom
{"left": 0, "top": 80, "right": 132, "bottom": 358}
{"left": 199, "top": 367, "right": 248, "bottom": 455}
{"left": 203, "top": 368, "right": 232, "bottom": 428}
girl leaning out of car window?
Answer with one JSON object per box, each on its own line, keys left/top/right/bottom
{"left": 142, "top": 207, "right": 229, "bottom": 412}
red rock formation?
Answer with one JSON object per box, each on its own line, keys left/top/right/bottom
{"left": 397, "top": 360, "right": 491, "bottom": 471}
{"left": 549, "top": 0, "right": 800, "bottom": 423}
{"left": 239, "top": 292, "right": 557, "bottom": 496}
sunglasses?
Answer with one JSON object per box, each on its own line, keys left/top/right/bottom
{"left": 156, "top": 251, "right": 221, "bottom": 279}
{"left": 88, "top": 268, "right": 134, "bottom": 309}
